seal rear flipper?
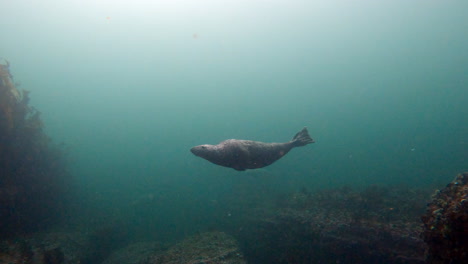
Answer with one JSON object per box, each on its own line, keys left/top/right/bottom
{"left": 291, "top": 127, "right": 315, "bottom": 147}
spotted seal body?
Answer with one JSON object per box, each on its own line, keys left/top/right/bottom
{"left": 190, "top": 127, "right": 314, "bottom": 171}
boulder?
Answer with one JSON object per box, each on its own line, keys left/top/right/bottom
{"left": 422, "top": 172, "right": 468, "bottom": 263}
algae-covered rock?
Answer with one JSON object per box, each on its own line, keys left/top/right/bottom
{"left": 31, "top": 232, "right": 88, "bottom": 264}
{"left": 238, "top": 186, "right": 428, "bottom": 263}
{"left": 0, "top": 239, "right": 34, "bottom": 264}
{"left": 149, "top": 231, "right": 246, "bottom": 264}
{"left": 0, "top": 60, "right": 70, "bottom": 236}
{"left": 0, "top": 231, "right": 87, "bottom": 264}
{"left": 422, "top": 172, "right": 468, "bottom": 263}
{"left": 102, "top": 242, "right": 164, "bottom": 264}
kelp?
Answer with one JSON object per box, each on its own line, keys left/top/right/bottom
{"left": 0, "top": 59, "right": 70, "bottom": 236}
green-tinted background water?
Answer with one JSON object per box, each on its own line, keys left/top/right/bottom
{"left": 1, "top": 0, "right": 467, "bottom": 242}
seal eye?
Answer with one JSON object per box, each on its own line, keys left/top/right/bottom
{"left": 201, "top": 146, "right": 207, "bottom": 149}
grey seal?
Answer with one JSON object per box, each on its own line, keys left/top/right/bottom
{"left": 190, "top": 127, "right": 314, "bottom": 171}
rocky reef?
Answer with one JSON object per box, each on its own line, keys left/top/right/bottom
{"left": 1, "top": 175, "right": 468, "bottom": 264}
{"left": 101, "top": 242, "right": 163, "bottom": 264}
{"left": 0, "top": 232, "right": 86, "bottom": 264}
{"left": 236, "top": 185, "right": 430, "bottom": 264}
{"left": 0, "top": 60, "right": 71, "bottom": 236}
{"left": 422, "top": 172, "right": 468, "bottom": 263}
{"left": 0, "top": 231, "right": 245, "bottom": 264}
{"left": 148, "top": 231, "right": 246, "bottom": 264}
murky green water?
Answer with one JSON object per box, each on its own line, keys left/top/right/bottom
{"left": 1, "top": 0, "right": 467, "bottom": 244}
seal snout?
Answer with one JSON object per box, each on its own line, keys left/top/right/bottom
{"left": 190, "top": 146, "right": 198, "bottom": 155}
{"left": 190, "top": 145, "right": 207, "bottom": 157}
{"left": 191, "top": 145, "right": 213, "bottom": 159}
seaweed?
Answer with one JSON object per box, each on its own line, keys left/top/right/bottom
{"left": 0, "top": 60, "right": 71, "bottom": 237}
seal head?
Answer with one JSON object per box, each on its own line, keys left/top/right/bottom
{"left": 190, "top": 144, "right": 218, "bottom": 159}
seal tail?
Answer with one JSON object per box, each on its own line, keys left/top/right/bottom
{"left": 291, "top": 127, "right": 315, "bottom": 147}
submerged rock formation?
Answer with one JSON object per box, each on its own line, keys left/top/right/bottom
{"left": 102, "top": 242, "right": 163, "bottom": 264}
{"left": 237, "top": 186, "right": 429, "bottom": 264}
{"left": 148, "top": 231, "right": 246, "bottom": 264}
{"left": 3, "top": 173, "right": 468, "bottom": 264}
{"left": 0, "top": 230, "right": 245, "bottom": 264}
{"left": 0, "top": 60, "right": 71, "bottom": 236}
{"left": 0, "top": 231, "right": 87, "bottom": 264}
{"left": 422, "top": 172, "right": 468, "bottom": 263}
